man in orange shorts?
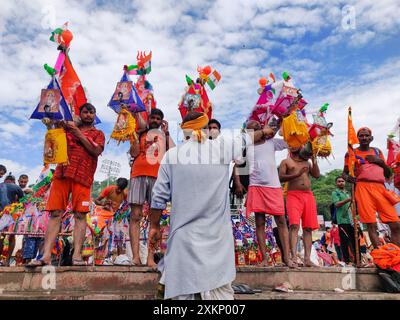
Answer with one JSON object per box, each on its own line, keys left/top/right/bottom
{"left": 279, "top": 145, "right": 320, "bottom": 267}
{"left": 29, "top": 103, "right": 105, "bottom": 266}
{"left": 343, "top": 127, "right": 400, "bottom": 248}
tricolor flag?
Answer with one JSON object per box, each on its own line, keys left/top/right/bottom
{"left": 127, "top": 61, "right": 151, "bottom": 75}
{"left": 140, "top": 59, "right": 151, "bottom": 75}
{"left": 347, "top": 107, "right": 359, "bottom": 177}
{"left": 49, "top": 22, "right": 68, "bottom": 44}
{"left": 32, "top": 166, "right": 53, "bottom": 193}
{"left": 207, "top": 70, "right": 221, "bottom": 90}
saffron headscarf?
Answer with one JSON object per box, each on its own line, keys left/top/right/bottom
{"left": 180, "top": 113, "right": 209, "bottom": 143}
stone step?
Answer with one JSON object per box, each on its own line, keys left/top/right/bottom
{"left": 235, "top": 290, "right": 400, "bottom": 300}
{"left": 0, "top": 290, "right": 156, "bottom": 300}
{"left": 0, "top": 265, "right": 384, "bottom": 296}
{"left": 236, "top": 266, "right": 382, "bottom": 292}
{"left": 0, "top": 290, "right": 398, "bottom": 300}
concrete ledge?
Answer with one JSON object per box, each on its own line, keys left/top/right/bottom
{"left": 0, "top": 266, "right": 383, "bottom": 295}
{"left": 235, "top": 290, "right": 400, "bottom": 300}
{"left": 0, "top": 290, "right": 398, "bottom": 301}
{"left": 0, "top": 266, "right": 159, "bottom": 293}
{"left": 236, "top": 266, "right": 381, "bottom": 292}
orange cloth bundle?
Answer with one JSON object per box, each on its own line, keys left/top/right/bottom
{"left": 371, "top": 243, "right": 400, "bottom": 271}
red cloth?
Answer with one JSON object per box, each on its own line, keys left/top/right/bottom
{"left": 54, "top": 127, "right": 105, "bottom": 187}
{"left": 330, "top": 227, "right": 340, "bottom": 246}
{"left": 286, "top": 190, "right": 319, "bottom": 230}
{"left": 245, "top": 186, "right": 285, "bottom": 216}
{"left": 344, "top": 147, "right": 386, "bottom": 183}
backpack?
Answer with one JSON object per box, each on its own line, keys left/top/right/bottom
{"left": 378, "top": 268, "right": 400, "bottom": 293}
{"left": 330, "top": 203, "right": 337, "bottom": 225}
{"left": 330, "top": 190, "right": 341, "bottom": 224}
{"left": 320, "top": 233, "right": 326, "bottom": 246}
{"left": 0, "top": 183, "right": 10, "bottom": 211}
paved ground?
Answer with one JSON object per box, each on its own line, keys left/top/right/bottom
{"left": 235, "top": 290, "right": 400, "bottom": 300}
{"left": 0, "top": 290, "right": 398, "bottom": 300}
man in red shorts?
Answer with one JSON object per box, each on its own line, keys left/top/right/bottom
{"left": 343, "top": 127, "right": 400, "bottom": 248}
{"left": 29, "top": 103, "right": 105, "bottom": 266}
{"left": 279, "top": 146, "right": 320, "bottom": 267}
{"left": 238, "top": 120, "right": 295, "bottom": 267}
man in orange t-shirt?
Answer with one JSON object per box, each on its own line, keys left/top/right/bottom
{"left": 128, "top": 108, "right": 175, "bottom": 266}
{"left": 95, "top": 178, "right": 128, "bottom": 213}
{"left": 343, "top": 127, "right": 400, "bottom": 248}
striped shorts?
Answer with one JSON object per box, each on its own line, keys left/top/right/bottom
{"left": 128, "top": 176, "right": 157, "bottom": 205}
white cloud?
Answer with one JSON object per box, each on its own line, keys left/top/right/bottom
{"left": 0, "top": 0, "right": 399, "bottom": 179}
{"left": 349, "top": 30, "right": 375, "bottom": 47}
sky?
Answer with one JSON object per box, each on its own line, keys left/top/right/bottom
{"left": 0, "top": 0, "right": 400, "bottom": 184}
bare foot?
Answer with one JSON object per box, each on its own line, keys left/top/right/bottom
{"left": 132, "top": 259, "right": 142, "bottom": 266}
{"left": 285, "top": 259, "right": 301, "bottom": 269}
{"left": 147, "top": 260, "right": 158, "bottom": 269}
{"left": 304, "top": 260, "right": 319, "bottom": 268}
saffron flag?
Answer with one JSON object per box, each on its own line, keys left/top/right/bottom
{"left": 206, "top": 70, "right": 221, "bottom": 90}
{"left": 347, "top": 107, "right": 359, "bottom": 177}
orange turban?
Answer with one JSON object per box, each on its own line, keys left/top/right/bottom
{"left": 357, "top": 127, "right": 372, "bottom": 136}
{"left": 180, "top": 113, "right": 209, "bottom": 143}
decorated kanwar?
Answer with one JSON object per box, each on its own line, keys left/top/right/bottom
{"left": 1, "top": 3, "right": 400, "bottom": 304}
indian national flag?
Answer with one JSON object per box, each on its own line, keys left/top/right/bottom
{"left": 143, "top": 60, "right": 151, "bottom": 74}
{"left": 137, "top": 60, "right": 151, "bottom": 75}
{"left": 207, "top": 70, "right": 221, "bottom": 90}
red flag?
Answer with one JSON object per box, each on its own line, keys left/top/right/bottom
{"left": 347, "top": 107, "right": 359, "bottom": 177}
{"left": 388, "top": 138, "right": 400, "bottom": 166}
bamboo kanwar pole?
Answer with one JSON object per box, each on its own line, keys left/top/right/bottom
{"left": 351, "top": 184, "right": 360, "bottom": 267}
{"left": 348, "top": 106, "right": 360, "bottom": 267}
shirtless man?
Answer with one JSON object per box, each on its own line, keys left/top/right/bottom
{"left": 279, "top": 146, "right": 320, "bottom": 267}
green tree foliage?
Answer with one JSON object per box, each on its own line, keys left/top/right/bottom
{"left": 91, "top": 177, "right": 117, "bottom": 199}
{"left": 311, "top": 168, "right": 351, "bottom": 221}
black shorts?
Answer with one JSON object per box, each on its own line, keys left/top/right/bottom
{"left": 360, "top": 245, "right": 367, "bottom": 254}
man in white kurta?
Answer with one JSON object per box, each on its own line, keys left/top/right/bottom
{"left": 150, "top": 112, "right": 273, "bottom": 300}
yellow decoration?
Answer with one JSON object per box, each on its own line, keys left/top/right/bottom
{"left": 281, "top": 112, "right": 310, "bottom": 148}
{"left": 312, "top": 135, "right": 332, "bottom": 158}
{"left": 81, "top": 242, "right": 94, "bottom": 258}
{"left": 110, "top": 108, "right": 137, "bottom": 144}
{"left": 43, "top": 128, "right": 68, "bottom": 165}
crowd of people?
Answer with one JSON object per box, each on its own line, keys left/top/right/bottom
{"left": 0, "top": 101, "right": 399, "bottom": 299}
